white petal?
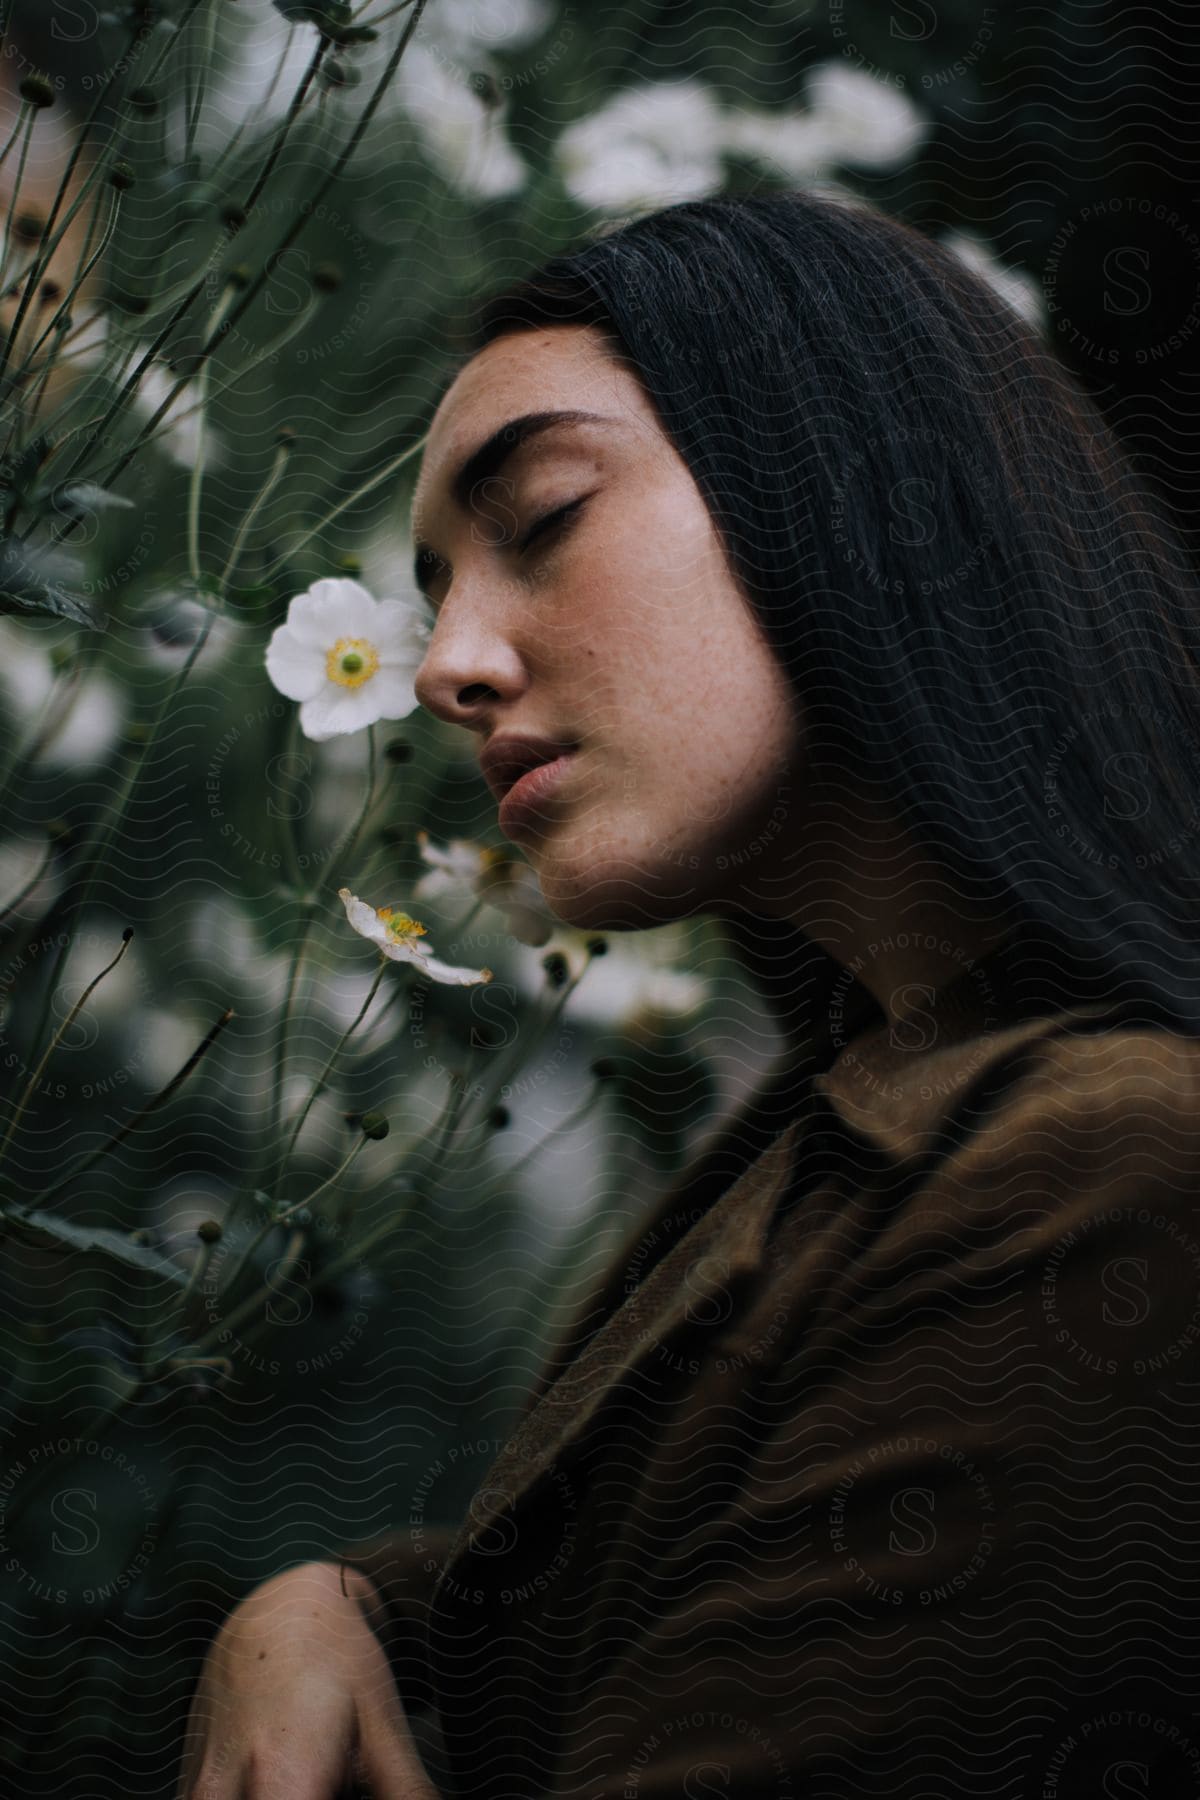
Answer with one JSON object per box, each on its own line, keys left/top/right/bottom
{"left": 366, "top": 670, "right": 420, "bottom": 723}
{"left": 375, "top": 597, "right": 433, "bottom": 657}
{"left": 265, "top": 625, "right": 325, "bottom": 700}
{"left": 413, "top": 869, "right": 456, "bottom": 901}
{"left": 410, "top": 950, "right": 493, "bottom": 986}
{"left": 339, "top": 889, "right": 390, "bottom": 948}
{"left": 285, "top": 578, "right": 379, "bottom": 648}
{"left": 298, "top": 685, "right": 365, "bottom": 741}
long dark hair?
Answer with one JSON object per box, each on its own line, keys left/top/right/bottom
{"left": 465, "top": 191, "right": 1200, "bottom": 1040}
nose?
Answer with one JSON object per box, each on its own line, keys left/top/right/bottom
{"left": 412, "top": 597, "right": 529, "bottom": 730}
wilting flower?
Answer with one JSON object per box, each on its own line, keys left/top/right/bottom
{"left": 338, "top": 887, "right": 493, "bottom": 985}
{"left": 266, "top": 577, "right": 430, "bottom": 741}
{"left": 415, "top": 829, "right": 554, "bottom": 947}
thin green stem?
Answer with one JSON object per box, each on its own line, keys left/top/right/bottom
{"left": 472, "top": 1082, "right": 607, "bottom": 1207}
{"left": 37, "top": 1006, "right": 234, "bottom": 1203}
{"left": 354, "top": 0, "right": 421, "bottom": 29}
{"left": 0, "top": 656, "right": 82, "bottom": 823}
{"left": 175, "top": 1133, "right": 373, "bottom": 1371}
{"left": 257, "top": 721, "right": 380, "bottom": 1201}
{"left": 29, "top": 291, "right": 319, "bottom": 500}
{"left": 0, "top": 928, "right": 133, "bottom": 1186}
{"left": 276, "top": 1133, "right": 369, "bottom": 1225}
{"left": 183, "top": 0, "right": 221, "bottom": 166}
{"left": 186, "top": 284, "right": 238, "bottom": 584}
{"left": 0, "top": 837, "right": 54, "bottom": 931}
{"left": 282, "top": 956, "right": 388, "bottom": 1167}
{"left": 328, "top": 723, "right": 380, "bottom": 883}
{"left": 222, "top": 1196, "right": 420, "bottom": 1363}
{"left": 205, "top": 24, "right": 305, "bottom": 189}
{"left": 0, "top": 100, "right": 31, "bottom": 174}
{"left": 0, "top": 2, "right": 202, "bottom": 408}
{"left": 51, "top": 0, "right": 430, "bottom": 504}
{"left": 13, "top": 574, "right": 230, "bottom": 1067}
{"left": 0, "top": 107, "right": 36, "bottom": 298}
{"left": 260, "top": 433, "right": 428, "bottom": 583}
{"left": 217, "top": 439, "right": 293, "bottom": 597}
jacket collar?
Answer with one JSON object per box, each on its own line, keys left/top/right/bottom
{"left": 434, "top": 930, "right": 1124, "bottom": 1579}
{"left": 813, "top": 932, "right": 1123, "bottom": 1163}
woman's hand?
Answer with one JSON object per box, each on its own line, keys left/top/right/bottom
{"left": 175, "top": 1559, "right": 441, "bottom": 1798}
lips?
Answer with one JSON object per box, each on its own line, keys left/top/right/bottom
{"left": 479, "top": 733, "right": 577, "bottom": 805}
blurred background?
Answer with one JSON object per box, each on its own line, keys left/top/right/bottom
{"left": 0, "top": 1, "right": 1197, "bottom": 1791}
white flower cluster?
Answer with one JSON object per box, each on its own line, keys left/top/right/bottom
{"left": 556, "top": 63, "right": 931, "bottom": 215}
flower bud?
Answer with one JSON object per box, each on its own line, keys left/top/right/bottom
{"left": 320, "top": 58, "right": 360, "bottom": 91}
{"left": 225, "top": 264, "right": 253, "bottom": 291}
{"left": 487, "top": 1104, "right": 510, "bottom": 1130}
{"left": 197, "top": 1219, "right": 222, "bottom": 1244}
{"left": 542, "top": 951, "right": 569, "bottom": 989}
{"left": 360, "top": 1110, "right": 389, "bottom": 1141}
{"left": 109, "top": 161, "right": 136, "bottom": 192}
{"left": 19, "top": 75, "right": 56, "bottom": 110}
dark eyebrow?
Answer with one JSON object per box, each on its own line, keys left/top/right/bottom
{"left": 412, "top": 408, "right": 613, "bottom": 597}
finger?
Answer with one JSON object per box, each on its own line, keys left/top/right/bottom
{"left": 175, "top": 1736, "right": 244, "bottom": 1800}
{"left": 175, "top": 1697, "right": 243, "bottom": 1800}
{"left": 354, "top": 1709, "right": 443, "bottom": 1800}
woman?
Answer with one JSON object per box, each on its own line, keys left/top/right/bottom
{"left": 177, "top": 191, "right": 1200, "bottom": 1799}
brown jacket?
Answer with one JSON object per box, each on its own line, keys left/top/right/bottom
{"left": 344, "top": 938, "right": 1200, "bottom": 1798}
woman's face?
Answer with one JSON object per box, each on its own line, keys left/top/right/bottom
{"left": 411, "top": 323, "right": 801, "bottom": 932}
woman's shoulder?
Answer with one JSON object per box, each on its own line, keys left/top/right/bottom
{"left": 816, "top": 989, "right": 1200, "bottom": 1172}
{"left": 945, "top": 1018, "right": 1200, "bottom": 1168}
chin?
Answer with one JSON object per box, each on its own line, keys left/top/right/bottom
{"left": 533, "top": 842, "right": 711, "bottom": 934}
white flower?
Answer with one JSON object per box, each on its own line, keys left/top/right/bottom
{"left": 265, "top": 577, "right": 430, "bottom": 742}
{"left": 415, "top": 828, "right": 554, "bottom": 947}
{"left": 425, "top": 0, "right": 554, "bottom": 54}
{"left": 397, "top": 44, "right": 527, "bottom": 199}
{"left": 338, "top": 888, "right": 493, "bottom": 986}
{"left": 413, "top": 831, "right": 498, "bottom": 902}
{"left": 941, "top": 230, "right": 1045, "bottom": 330}
{"left": 722, "top": 105, "right": 835, "bottom": 180}
{"left": 803, "top": 62, "right": 929, "bottom": 168}
{"left": 557, "top": 79, "right": 726, "bottom": 213}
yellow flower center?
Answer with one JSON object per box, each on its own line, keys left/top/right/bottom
{"left": 326, "top": 636, "right": 380, "bottom": 689}
{"left": 376, "top": 906, "right": 427, "bottom": 945}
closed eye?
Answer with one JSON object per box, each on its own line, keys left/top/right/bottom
{"left": 519, "top": 495, "right": 589, "bottom": 555}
